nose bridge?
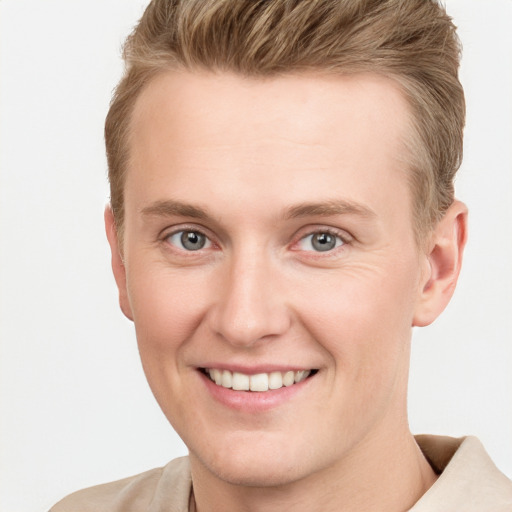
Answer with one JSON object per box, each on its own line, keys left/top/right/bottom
{"left": 209, "top": 245, "right": 290, "bottom": 347}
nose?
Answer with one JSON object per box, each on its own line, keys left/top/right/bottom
{"left": 207, "top": 250, "right": 291, "bottom": 348}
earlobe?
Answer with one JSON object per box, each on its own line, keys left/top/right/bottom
{"left": 413, "top": 200, "right": 468, "bottom": 327}
{"left": 104, "top": 206, "right": 134, "bottom": 321}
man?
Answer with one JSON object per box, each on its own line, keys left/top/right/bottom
{"left": 52, "top": 0, "right": 512, "bottom": 510}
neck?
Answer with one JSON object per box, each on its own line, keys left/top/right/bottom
{"left": 190, "top": 428, "right": 437, "bottom": 512}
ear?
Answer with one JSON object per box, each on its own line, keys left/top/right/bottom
{"left": 413, "top": 200, "right": 468, "bottom": 327}
{"left": 104, "top": 206, "right": 134, "bottom": 321}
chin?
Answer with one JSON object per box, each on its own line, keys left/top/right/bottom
{"left": 201, "top": 453, "right": 310, "bottom": 488}
{"left": 189, "top": 431, "right": 327, "bottom": 488}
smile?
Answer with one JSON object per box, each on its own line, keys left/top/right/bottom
{"left": 203, "top": 368, "right": 316, "bottom": 392}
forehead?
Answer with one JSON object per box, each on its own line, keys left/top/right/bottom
{"left": 130, "top": 69, "right": 411, "bottom": 153}
{"left": 127, "top": 70, "right": 413, "bottom": 224}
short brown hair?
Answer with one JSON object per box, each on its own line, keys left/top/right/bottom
{"left": 105, "top": 0, "right": 465, "bottom": 242}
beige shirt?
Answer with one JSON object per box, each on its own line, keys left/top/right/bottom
{"left": 51, "top": 436, "right": 512, "bottom": 511}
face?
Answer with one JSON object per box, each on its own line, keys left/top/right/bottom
{"left": 110, "top": 71, "right": 432, "bottom": 487}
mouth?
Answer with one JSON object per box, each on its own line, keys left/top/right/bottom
{"left": 201, "top": 368, "right": 318, "bottom": 392}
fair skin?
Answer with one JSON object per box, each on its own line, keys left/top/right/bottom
{"left": 106, "top": 71, "right": 467, "bottom": 512}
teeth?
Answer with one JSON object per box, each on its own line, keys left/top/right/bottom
{"left": 212, "top": 369, "right": 222, "bottom": 385}
{"left": 221, "top": 370, "right": 232, "bottom": 388}
{"left": 294, "top": 370, "right": 311, "bottom": 383}
{"left": 232, "top": 372, "right": 250, "bottom": 391}
{"left": 250, "top": 373, "right": 269, "bottom": 392}
{"left": 283, "top": 371, "right": 295, "bottom": 387}
{"left": 205, "top": 368, "right": 313, "bottom": 392}
{"left": 268, "top": 371, "right": 283, "bottom": 390}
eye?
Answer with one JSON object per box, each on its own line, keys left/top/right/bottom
{"left": 167, "top": 230, "right": 212, "bottom": 251}
{"left": 298, "top": 231, "right": 344, "bottom": 252}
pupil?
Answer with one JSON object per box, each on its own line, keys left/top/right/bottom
{"left": 312, "top": 233, "right": 335, "bottom": 252}
{"left": 181, "top": 231, "right": 205, "bottom": 250}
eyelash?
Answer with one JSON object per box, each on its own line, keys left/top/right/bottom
{"left": 161, "top": 226, "right": 350, "bottom": 255}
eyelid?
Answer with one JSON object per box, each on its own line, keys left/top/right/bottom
{"left": 298, "top": 225, "right": 352, "bottom": 241}
{"left": 160, "top": 221, "right": 210, "bottom": 237}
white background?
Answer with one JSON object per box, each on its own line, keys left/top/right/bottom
{"left": 0, "top": 1, "right": 511, "bottom": 510}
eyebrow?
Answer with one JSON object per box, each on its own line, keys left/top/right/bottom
{"left": 284, "top": 200, "right": 376, "bottom": 220}
{"left": 140, "top": 198, "right": 376, "bottom": 221}
{"left": 141, "top": 200, "right": 209, "bottom": 220}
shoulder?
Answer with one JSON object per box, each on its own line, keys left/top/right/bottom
{"left": 411, "top": 435, "right": 512, "bottom": 512}
{"left": 49, "top": 456, "right": 191, "bottom": 512}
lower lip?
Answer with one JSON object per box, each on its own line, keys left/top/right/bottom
{"left": 199, "top": 371, "right": 315, "bottom": 412}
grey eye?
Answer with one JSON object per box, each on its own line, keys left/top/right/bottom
{"left": 168, "top": 230, "right": 211, "bottom": 251}
{"left": 311, "top": 233, "right": 336, "bottom": 251}
{"left": 181, "top": 231, "right": 206, "bottom": 250}
{"left": 298, "top": 232, "right": 344, "bottom": 252}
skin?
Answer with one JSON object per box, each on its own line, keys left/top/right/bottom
{"left": 106, "top": 71, "right": 467, "bottom": 512}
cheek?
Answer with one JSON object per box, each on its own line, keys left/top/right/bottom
{"left": 126, "top": 264, "right": 210, "bottom": 358}
{"left": 295, "top": 262, "right": 418, "bottom": 377}
{"left": 125, "top": 266, "right": 213, "bottom": 425}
